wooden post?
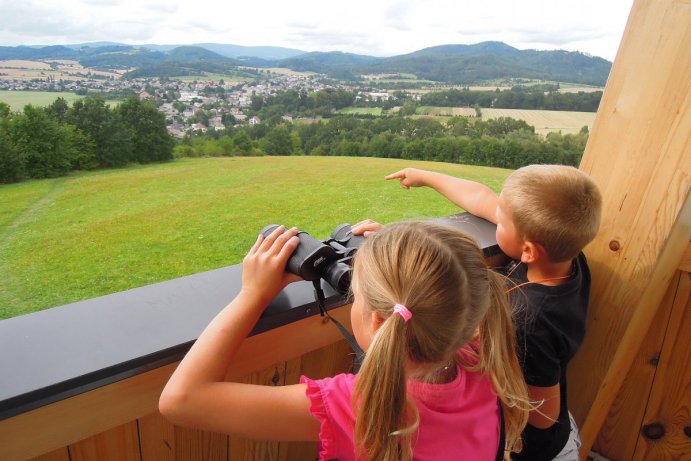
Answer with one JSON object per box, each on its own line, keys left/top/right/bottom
{"left": 569, "top": 0, "right": 691, "bottom": 458}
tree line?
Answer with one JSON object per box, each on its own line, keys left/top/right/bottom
{"left": 177, "top": 115, "right": 589, "bottom": 170}
{"left": 419, "top": 88, "right": 603, "bottom": 112}
{"left": 247, "top": 87, "right": 602, "bottom": 121}
{"left": 0, "top": 96, "right": 174, "bottom": 183}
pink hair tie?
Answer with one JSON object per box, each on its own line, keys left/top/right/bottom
{"left": 393, "top": 304, "right": 412, "bottom": 323}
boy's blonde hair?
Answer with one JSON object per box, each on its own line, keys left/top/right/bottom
{"left": 352, "top": 221, "right": 530, "bottom": 461}
{"left": 502, "top": 165, "right": 602, "bottom": 262}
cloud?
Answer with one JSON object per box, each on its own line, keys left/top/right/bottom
{"left": 0, "top": 0, "right": 634, "bottom": 60}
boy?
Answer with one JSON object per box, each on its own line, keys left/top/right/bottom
{"left": 382, "top": 165, "right": 602, "bottom": 461}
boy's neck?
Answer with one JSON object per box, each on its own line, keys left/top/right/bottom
{"left": 525, "top": 258, "right": 573, "bottom": 285}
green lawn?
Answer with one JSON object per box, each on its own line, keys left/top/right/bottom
{"left": 337, "top": 107, "right": 383, "bottom": 116}
{"left": 0, "top": 157, "right": 511, "bottom": 318}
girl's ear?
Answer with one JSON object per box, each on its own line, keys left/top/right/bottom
{"left": 371, "top": 312, "right": 385, "bottom": 331}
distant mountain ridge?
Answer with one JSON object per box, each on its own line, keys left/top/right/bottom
{"left": 0, "top": 41, "right": 611, "bottom": 86}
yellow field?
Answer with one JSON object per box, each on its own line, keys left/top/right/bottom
{"left": 481, "top": 108, "right": 596, "bottom": 135}
{"left": 0, "top": 60, "right": 124, "bottom": 81}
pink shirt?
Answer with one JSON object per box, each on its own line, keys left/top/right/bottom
{"left": 301, "top": 362, "right": 499, "bottom": 461}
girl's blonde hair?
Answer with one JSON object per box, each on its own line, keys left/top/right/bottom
{"left": 352, "top": 221, "right": 530, "bottom": 461}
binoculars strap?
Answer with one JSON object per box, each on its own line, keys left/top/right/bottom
{"left": 312, "top": 280, "right": 364, "bottom": 372}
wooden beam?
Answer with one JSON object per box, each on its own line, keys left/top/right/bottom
{"left": 570, "top": 0, "right": 691, "bottom": 457}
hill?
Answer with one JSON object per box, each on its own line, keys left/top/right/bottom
{"left": 346, "top": 42, "right": 610, "bottom": 86}
{"left": 0, "top": 41, "right": 611, "bottom": 86}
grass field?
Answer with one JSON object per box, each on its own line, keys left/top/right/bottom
{"left": 0, "top": 91, "right": 84, "bottom": 111}
{"left": 480, "top": 108, "right": 595, "bottom": 135}
{"left": 0, "top": 157, "right": 511, "bottom": 319}
{"left": 337, "top": 107, "right": 384, "bottom": 116}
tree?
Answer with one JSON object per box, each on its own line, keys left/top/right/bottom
{"left": 115, "top": 96, "right": 174, "bottom": 163}
{"left": 67, "top": 96, "right": 133, "bottom": 167}
{"left": 45, "top": 97, "right": 70, "bottom": 123}
{"left": 63, "top": 124, "right": 96, "bottom": 170}
{"left": 9, "top": 105, "right": 71, "bottom": 178}
{"left": 233, "top": 129, "right": 252, "bottom": 155}
{"left": 262, "top": 125, "right": 293, "bottom": 155}
{"left": 0, "top": 108, "right": 25, "bottom": 182}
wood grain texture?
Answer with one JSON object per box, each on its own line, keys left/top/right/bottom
{"left": 27, "top": 448, "right": 70, "bottom": 461}
{"left": 592, "top": 271, "right": 680, "bottom": 458}
{"left": 569, "top": 0, "right": 691, "bottom": 451}
{"left": 632, "top": 272, "right": 691, "bottom": 460}
{"left": 229, "top": 364, "right": 284, "bottom": 461}
{"left": 68, "top": 421, "right": 141, "bottom": 461}
{"left": 138, "top": 411, "right": 175, "bottom": 461}
{"left": 172, "top": 425, "right": 228, "bottom": 461}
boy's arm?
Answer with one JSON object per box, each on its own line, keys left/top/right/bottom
{"left": 386, "top": 168, "right": 499, "bottom": 223}
{"left": 527, "top": 384, "right": 561, "bottom": 428}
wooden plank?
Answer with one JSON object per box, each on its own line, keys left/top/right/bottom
{"left": 678, "top": 243, "right": 691, "bottom": 273}
{"left": 138, "top": 411, "right": 175, "bottom": 461}
{"left": 68, "top": 421, "right": 141, "bottom": 461}
{"left": 592, "top": 272, "right": 680, "bottom": 458}
{"left": 632, "top": 272, "right": 691, "bottom": 460}
{"left": 569, "top": 0, "right": 691, "bottom": 447}
{"left": 229, "top": 364, "right": 285, "bottom": 461}
{"left": 0, "top": 304, "right": 352, "bottom": 461}
{"left": 577, "top": 194, "right": 691, "bottom": 459}
{"left": 28, "top": 448, "right": 70, "bottom": 461}
{"left": 172, "top": 425, "right": 227, "bottom": 461}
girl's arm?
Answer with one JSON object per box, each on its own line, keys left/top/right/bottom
{"left": 159, "top": 226, "right": 321, "bottom": 441}
{"left": 386, "top": 168, "right": 499, "bottom": 223}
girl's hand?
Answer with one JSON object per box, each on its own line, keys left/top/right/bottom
{"left": 385, "top": 168, "right": 427, "bottom": 189}
{"left": 240, "top": 226, "right": 302, "bottom": 307}
{"left": 351, "top": 219, "right": 383, "bottom": 238}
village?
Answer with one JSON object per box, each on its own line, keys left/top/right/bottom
{"left": 0, "top": 66, "right": 398, "bottom": 139}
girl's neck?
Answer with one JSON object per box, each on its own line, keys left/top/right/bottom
{"left": 407, "top": 360, "right": 458, "bottom": 384}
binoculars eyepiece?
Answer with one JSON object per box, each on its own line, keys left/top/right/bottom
{"left": 260, "top": 224, "right": 366, "bottom": 294}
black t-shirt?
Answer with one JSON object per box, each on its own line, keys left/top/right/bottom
{"left": 508, "top": 253, "right": 591, "bottom": 461}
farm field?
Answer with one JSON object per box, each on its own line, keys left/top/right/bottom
{"left": 0, "top": 90, "right": 121, "bottom": 111}
{"left": 0, "top": 156, "right": 511, "bottom": 319}
{"left": 0, "top": 59, "right": 124, "bottom": 81}
{"left": 480, "top": 108, "right": 596, "bottom": 135}
{"left": 416, "top": 106, "right": 477, "bottom": 117}
{"left": 337, "top": 107, "right": 383, "bottom": 115}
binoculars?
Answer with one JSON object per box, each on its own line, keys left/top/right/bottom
{"left": 260, "top": 223, "right": 366, "bottom": 294}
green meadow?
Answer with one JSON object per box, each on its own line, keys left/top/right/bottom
{"left": 0, "top": 91, "right": 84, "bottom": 111}
{"left": 337, "top": 107, "right": 384, "bottom": 116}
{"left": 0, "top": 157, "right": 511, "bottom": 319}
{"left": 0, "top": 90, "right": 121, "bottom": 111}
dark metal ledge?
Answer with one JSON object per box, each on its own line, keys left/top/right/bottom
{"left": 0, "top": 213, "right": 500, "bottom": 420}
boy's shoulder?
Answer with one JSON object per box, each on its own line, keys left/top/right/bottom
{"left": 508, "top": 253, "right": 591, "bottom": 320}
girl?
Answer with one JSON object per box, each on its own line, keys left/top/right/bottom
{"left": 160, "top": 221, "right": 530, "bottom": 461}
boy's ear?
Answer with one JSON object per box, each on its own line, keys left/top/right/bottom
{"left": 520, "top": 241, "right": 545, "bottom": 264}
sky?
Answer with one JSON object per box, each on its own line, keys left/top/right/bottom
{"left": 0, "top": 0, "right": 635, "bottom": 61}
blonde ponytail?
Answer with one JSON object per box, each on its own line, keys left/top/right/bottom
{"left": 354, "top": 314, "right": 417, "bottom": 461}
{"left": 350, "top": 221, "right": 530, "bottom": 460}
{"left": 470, "top": 270, "right": 531, "bottom": 453}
